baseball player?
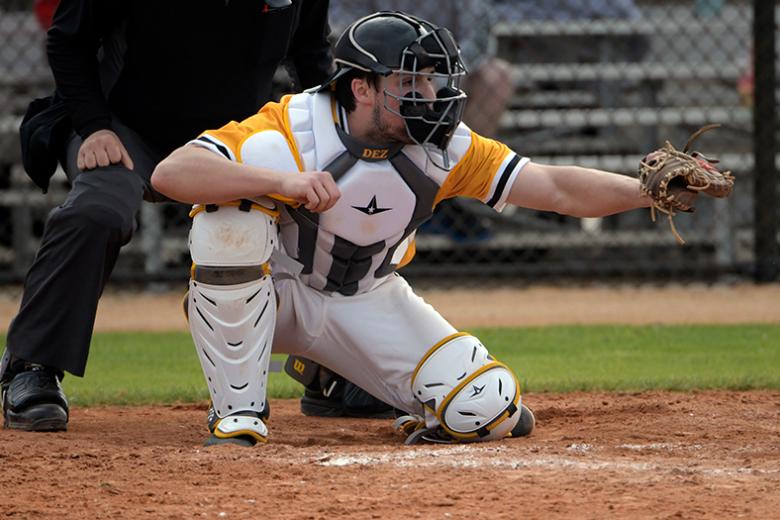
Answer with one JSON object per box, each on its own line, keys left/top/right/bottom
{"left": 152, "top": 11, "right": 660, "bottom": 445}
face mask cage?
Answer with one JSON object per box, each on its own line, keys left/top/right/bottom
{"left": 382, "top": 27, "right": 468, "bottom": 168}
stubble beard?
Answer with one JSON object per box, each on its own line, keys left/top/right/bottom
{"left": 365, "top": 99, "right": 412, "bottom": 146}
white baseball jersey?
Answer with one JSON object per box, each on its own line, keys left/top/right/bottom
{"left": 190, "top": 92, "right": 528, "bottom": 296}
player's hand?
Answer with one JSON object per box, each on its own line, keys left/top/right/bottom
{"left": 77, "top": 129, "right": 135, "bottom": 171}
{"left": 278, "top": 171, "right": 340, "bottom": 212}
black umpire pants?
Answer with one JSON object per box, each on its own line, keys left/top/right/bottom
{"left": 5, "top": 118, "right": 169, "bottom": 377}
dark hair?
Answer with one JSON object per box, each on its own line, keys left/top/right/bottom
{"left": 335, "top": 69, "right": 380, "bottom": 113}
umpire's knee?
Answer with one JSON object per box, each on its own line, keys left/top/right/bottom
{"left": 48, "top": 198, "right": 137, "bottom": 247}
{"left": 52, "top": 167, "right": 144, "bottom": 245}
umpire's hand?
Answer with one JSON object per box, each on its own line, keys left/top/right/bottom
{"left": 78, "top": 129, "right": 135, "bottom": 171}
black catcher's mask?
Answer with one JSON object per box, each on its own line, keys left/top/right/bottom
{"left": 312, "top": 12, "right": 468, "bottom": 167}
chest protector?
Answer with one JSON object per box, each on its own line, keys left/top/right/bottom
{"left": 278, "top": 93, "right": 469, "bottom": 296}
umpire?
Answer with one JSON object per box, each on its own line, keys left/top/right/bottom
{"left": 0, "top": 0, "right": 333, "bottom": 431}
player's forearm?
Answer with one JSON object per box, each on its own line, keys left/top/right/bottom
{"left": 508, "top": 162, "right": 652, "bottom": 217}
{"left": 152, "top": 146, "right": 285, "bottom": 204}
{"left": 556, "top": 166, "right": 652, "bottom": 217}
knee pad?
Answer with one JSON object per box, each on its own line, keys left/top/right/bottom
{"left": 189, "top": 200, "right": 278, "bottom": 267}
{"left": 411, "top": 333, "right": 521, "bottom": 442}
{"left": 188, "top": 201, "right": 279, "bottom": 419}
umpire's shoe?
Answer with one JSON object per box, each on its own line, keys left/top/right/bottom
{"left": 1, "top": 357, "right": 68, "bottom": 432}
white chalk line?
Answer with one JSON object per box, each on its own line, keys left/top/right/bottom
{"left": 616, "top": 443, "right": 703, "bottom": 451}
{"left": 310, "top": 444, "right": 780, "bottom": 477}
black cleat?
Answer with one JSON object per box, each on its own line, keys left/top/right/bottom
{"left": 285, "top": 356, "right": 399, "bottom": 419}
{"left": 508, "top": 404, "right": 535, "bottom": 438}
{"left": 2, "top": 364, "right": 69, "bottom": 432}
{"left": 300, "top": 389, "right": 346, "bottom": 417}
{"left": 301, "top": 381, "right": 399, "bottom": 419}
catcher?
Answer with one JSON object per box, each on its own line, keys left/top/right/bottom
{"left": 151, "top": 11, "right": 730, "bottom": 446}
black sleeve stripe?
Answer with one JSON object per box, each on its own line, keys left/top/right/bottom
{"left": 486, "top": 153, "right": 520, "bottom": 208}
{"left": 197, "top": 135, "right": 232, "bottom": 160}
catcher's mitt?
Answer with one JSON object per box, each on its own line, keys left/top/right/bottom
{"left": 638, "top": 123, "right": 735, "bottom": 244}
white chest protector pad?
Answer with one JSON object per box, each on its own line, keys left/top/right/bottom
{"left": 279, "top": 93, "right": 470, "bottom": 296}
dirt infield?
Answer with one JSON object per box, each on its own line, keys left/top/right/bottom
{"left": 1, "top": 392, "right": 779, "bottom": 519}
{"left": 1, "top": 284, "right": 778, "bottom": 519}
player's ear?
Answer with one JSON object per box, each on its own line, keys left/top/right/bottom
{"left": 351, "top": 77, "right": 376, "bottom": 107}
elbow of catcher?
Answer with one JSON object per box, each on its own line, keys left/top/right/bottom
{"left": 151, "top": 160, "right": 180, "bottom": 200}
{"left": 150, "top": 165, "right": 169, "bottom": 195}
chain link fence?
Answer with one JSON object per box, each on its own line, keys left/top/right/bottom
{"left": 0, "top": 0, "right": 775, "bottom": 285}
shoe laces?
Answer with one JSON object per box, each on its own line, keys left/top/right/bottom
{"left": 24, "top": 363, "right": 64, "bottom": 382}
{"left": 2, "top": 359, "right": 62, "bottom": 384}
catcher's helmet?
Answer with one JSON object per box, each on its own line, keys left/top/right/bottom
{"left": 313, "top": 12, "right": 468, "bottom": 160}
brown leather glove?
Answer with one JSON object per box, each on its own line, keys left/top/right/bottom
{"left": 638, "top": 124, "right": 735, "bottom": 244}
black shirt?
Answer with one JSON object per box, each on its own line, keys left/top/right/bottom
{"left": 47, "top": 0, "right": 333, "bottom": 154}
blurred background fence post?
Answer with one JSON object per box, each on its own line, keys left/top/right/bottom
{"left": 752, "top": 0, "right": 778, "bottom": 283}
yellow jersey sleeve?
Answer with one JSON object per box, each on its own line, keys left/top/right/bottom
{"left": 435, "top": 131, "right": 528, "bottom": 212}
{"left": 190, "top": 94, "right": 304, "bottom": 171}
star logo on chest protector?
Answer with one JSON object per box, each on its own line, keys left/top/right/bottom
{"left": 352, "top": 195, "right": 392, "bottom": 216}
